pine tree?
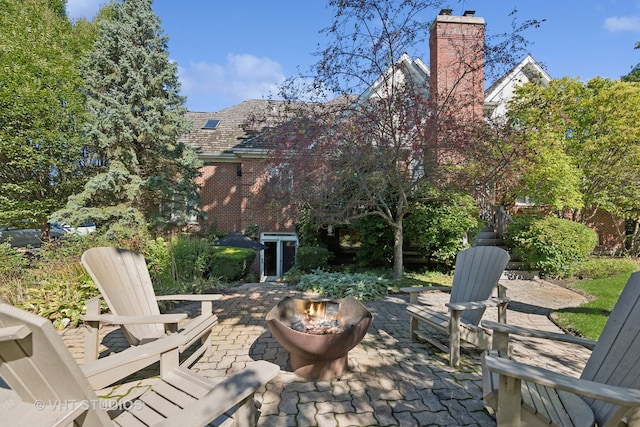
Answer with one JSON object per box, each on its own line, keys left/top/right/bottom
{"left": 54, "top": 0, "right": 201, "bottom": 234}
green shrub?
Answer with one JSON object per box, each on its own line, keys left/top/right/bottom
{"left": 404, "top": 193, "right": 480, "bottom": 267}
{"left": 296, "top": 270, "right": 389, "bottom": 301}
{"left": 144, "top": 236, "right": 225, "bottom": 295}
{"left": 208, "top": 246, "right": 256, "bottom": 282}
{"left": 282, "top": 266, "right": 303, "bottom": 284}
{"left": 506, "top": 215, "right": 598, "bottom": 278}
{"left": 574, "top": 257, "right": 639, "bottom": 279}
{"left": 295, "top": 246, "right": 334, "bottom": 272}
{"left": 352, "top": 216, "right": 394, "bottom": 267}
{"left": 17, "top": 272, "right": 98, "bottom": 330}
{"left": 0, "top": 242, "right": 31, "bottom": 280}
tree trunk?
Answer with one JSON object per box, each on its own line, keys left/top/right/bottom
{"left": 393, "top": 220, "right": 404, "bottom": 281}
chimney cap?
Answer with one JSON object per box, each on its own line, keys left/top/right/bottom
{"left": 439, "top": 8, "right": 453, "bottom": 16}
{"left": 463, "top": 10, "right": 476, "bottom": 17}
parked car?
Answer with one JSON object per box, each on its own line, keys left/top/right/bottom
{"left": 0, "top": 221, "right": 65, "bottom": 248}
{"left": 52, "top": 221, "right": 97, "bottom": 235}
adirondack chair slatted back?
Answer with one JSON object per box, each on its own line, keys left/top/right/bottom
{"left": 580, "top": 271, "right": 640, "bottom": 426}
{"left": 82, "top": 247, "right": 165, "bottom": 345}
{"left": 449, "top": 247, "right": 510, "bottom": 326}
{"left": 0, "top": 303, "right": 111, "bottom": 425}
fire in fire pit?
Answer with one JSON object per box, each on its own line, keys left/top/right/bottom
{"left": 266, "top": 296, "right": 372, "bottom": 381}
{"left": 290, "top": 300, "right": 347, "bottom": 335}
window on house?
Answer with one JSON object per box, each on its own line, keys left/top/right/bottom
{"left": 515, "top": 195, "right": 535, "bottom": 207}
{"left": 201, "top": 119, "right": 220, "bottom": 130}
{"left": 267, "top": 163, "right": 294, "bottom": 191}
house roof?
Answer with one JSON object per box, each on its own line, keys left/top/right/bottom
{"left": 181, "top": 97, "right": 357, "bottom": 158}
{"left": 355, "top": 53, "right": 430, "bottom": 105}
{"left": 484, "top": 54, "right": 551, "bottom": 119}
{"left": 181, "top": 55, "right": 548, "bottom": 159}
{"left": 179, "top": 100, "right": 279, "bottom": 160}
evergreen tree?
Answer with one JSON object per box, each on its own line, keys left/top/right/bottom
{"left": 622, "top": 42, "right": 640, "bottom": 82}
{"left": 54, "top": 0, "right": 201, "bottom": 235}
{"left": 0, "top": 0, "right": 92, "bottom": 230}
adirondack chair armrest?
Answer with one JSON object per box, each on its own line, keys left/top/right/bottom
{"left": 483, "top": 352, "right": 640, "bottom": 406}
{"left": 481, "top": 320, "right": 597, "bottom": 353}
{"left": 155, "top": 360, "right": 280, "bottom": 427}
{"left": 155, "top": 294, "right": 222, "bottom": 315}
{"left": 0, "top": 325, "right": 31, "bottom": 342}
{"left": 400, "top": 286, "right": 452, "bottom": 303}
{"left": 155, "top": 294, "right": 223, "bottom": 302}
{"left": 446, "top": 297, "right": 510, "bottom": 311}
{"left": 82, "top": 313, "right": 188, "bottom": 325}
{"left": 400, "top": 286, "right": 451, "bottom": 293}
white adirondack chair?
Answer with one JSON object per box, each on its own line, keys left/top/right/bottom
{"left": 482, "top": 271, "right": 640, "bottom": 427}
{"left": 401, "top": 246, "right": 511, "bottom": 366}
{"left": 0, "top": 302, "right": 279, "bottom": 426}
{"left": 81, "top": 247, "right": 222, "bottom": 367}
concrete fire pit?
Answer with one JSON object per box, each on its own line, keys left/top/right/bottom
{"left": 265, "top": 296, "right": 372, "bottom": 381}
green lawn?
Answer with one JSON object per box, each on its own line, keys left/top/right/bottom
{"left": 552, "top": 272, "right": 633, "bottom": 340}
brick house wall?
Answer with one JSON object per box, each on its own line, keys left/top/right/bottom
{"left": 197, "top": 162, "right": 243, "bottom": 233}
{"left": 584, "top": 209, "right": 626, "bottom": 255}
{"left": 196, "top": 156, "right": 297, "bottom": 235}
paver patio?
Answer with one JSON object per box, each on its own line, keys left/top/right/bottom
{"left": 59, "top": 278, "right": 591, "bottom": 426}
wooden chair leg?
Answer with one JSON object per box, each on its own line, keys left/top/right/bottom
{"left": 235, "top": 394, "right": 258, "bottom": 427}
{"left": 449, "top": 310, "right": 461, "bottom": 366}
{"left": 496, "top": 374, "right": 521, "bottom": 427}
{"left": 409, "top": 316, "right": 419, "bottom": 341}
{"left": 84, "top": 321, "right": 100, "bottom": 362}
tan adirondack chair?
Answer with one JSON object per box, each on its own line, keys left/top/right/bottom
{"left": 482, "top": 271, "right": 640, "bottom": 427}
{"left": 81, "top": 247, "right": 222, "bottom": 367}
{"left": 0, "top": 302, "right": 279, "bottom": 426}
{"left": 401, "top": 246, "right": 511, "bottom": 366}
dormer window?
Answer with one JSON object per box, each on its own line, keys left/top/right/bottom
{"left": 202, "top": 119, "right": 220, "bottom": 130}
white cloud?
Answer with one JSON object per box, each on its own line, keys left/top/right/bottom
{"left": 178, "top": 54, "right": 286, "bottom": 112}
{"left": 66, "top": 0, "right": 108, "bottom": 21}
{"left": 604, "top": 15, "right": 640, "bottom": 32}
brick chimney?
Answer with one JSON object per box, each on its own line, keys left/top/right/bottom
{"left": 429, "top": 9, "right": 485, "bottom": 120}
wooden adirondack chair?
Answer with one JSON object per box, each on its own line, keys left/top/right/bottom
{"left": 81, "top": 247, "right": 222, "bottom": 367}
{"left": 482, "top": 271, "right": 640, "bottom": 427}
{"left": 401, "top": 246, "right": 511, "bottom": 366}
{"left": 0, "top": 302, "right": 279, "bottom": 426}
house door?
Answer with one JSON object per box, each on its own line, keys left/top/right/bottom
{"left": 260, "top": 232, "right": 298, "bottom": 281}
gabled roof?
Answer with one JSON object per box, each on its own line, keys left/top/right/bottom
{"left": 355, "top": 53, "right": 430, "bottom": 105}
{"left": 484, "top": 54, "right": 551, "bottom": 120}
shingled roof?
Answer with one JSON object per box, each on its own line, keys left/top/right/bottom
{"left": 179, "top": 100, "right": 277, "bottom": 159}
{"left": 180, "top": 98, "right": 349, "bottom": 159}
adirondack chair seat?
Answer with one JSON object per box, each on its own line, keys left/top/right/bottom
{"left": 81, "top": 247, "right": 223, "bottom": 370}
{"left": 0, "top": 303, "right": 280, "bottom": 427}
{"left": 82, "top": 332, "right": 188, "bottom": 390}
{"left": 480, "top": 271, "right": 640, "bottom": 427}
{"left": 406, "top": 296, "right": 509, "bottom": 354}
{"left": 401, "top": 246, "right": 511, "bottom": 367}
{"left": 482, "top": 353, "right": 640, "bottom": 427}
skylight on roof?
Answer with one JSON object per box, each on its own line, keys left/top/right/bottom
{"left": 202, "top": 119, "right": 220, "bottom": 129}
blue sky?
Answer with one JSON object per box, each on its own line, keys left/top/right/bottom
{"left": 67, "top": 0, "right": 640, "bottom": 112}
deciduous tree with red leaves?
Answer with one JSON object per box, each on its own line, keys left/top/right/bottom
{"left": 256, "top": 1, "right": 539, "bottom": 280}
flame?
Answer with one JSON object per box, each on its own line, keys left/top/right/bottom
{"left": 305, "top": 301, "right": 326, "bottom": 319}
